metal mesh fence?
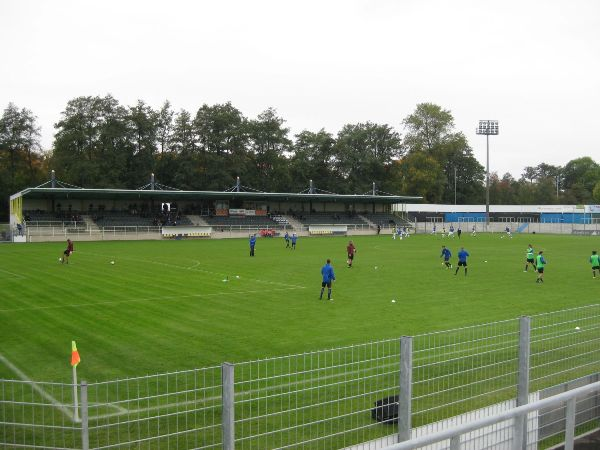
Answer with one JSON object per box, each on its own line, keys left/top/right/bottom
{"left": 86, "top": 366, "right": 222, "bottom": 450}
{"left": 530, "top": 304, "right": 600, "bottom": 392}
{"left": 0, "top": 380, "right": 80, "bottom": 449}
{"left": 234, "top": 339, "right": 401, "bottom": 449}
{"left": 530, "top": 304, "right": 600, "bottom": 448}
{"left": 412, "top": 319, "right": 520, "bottom": 430}
{"left": 2, "top": 305, "right": 600, "bottom": 449}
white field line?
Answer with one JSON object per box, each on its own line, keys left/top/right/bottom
{"left": 78, "top": 251, "right": 305, "bottom": 289}
{"left": 0, "top": 286, "right": 304, "bottom": 313}
{"left": 89, "top": 401, "right": 128, "bottom": 414}
{"left": 0, "top": 352, "right": 74, "bottom": 420}
{"left": 90, "top": 361, "right": 393, "bottom": 420}
{"left": 0, "top": 268, "right": 27, "bottom": 279}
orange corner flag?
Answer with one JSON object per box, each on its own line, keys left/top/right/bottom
{"left": 71, "top": 341, "right": 80, "bottom": 367}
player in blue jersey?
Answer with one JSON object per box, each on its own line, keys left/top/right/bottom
{"left": 249, "top": 234, "right": 257, "bottom": 256}
{"left": 454, "top": 247, "right": 470, "bottom": 276}
{"left": 448, "top": 225, "right": 455, "bottom": 238}
{"left": 291, "top": 233, "right": 297, "bottom": 250}
{"left": 440, "top": 245, "right": 452, "bottom": 269}
{"left": 284, "top": 231, "right": 290, "bottom": 248}
{"left": 319, "top": 259, "right": 336, "bottom": 300}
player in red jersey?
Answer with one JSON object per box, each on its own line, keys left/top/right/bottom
{"left": 61, "top": 238, "right": 74, "bottom": 264}
{"left": 346, "top": 240, "right": 356, "bottom": 268}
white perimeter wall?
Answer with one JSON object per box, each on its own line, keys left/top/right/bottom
{"left": 397, "top": 204, "right": 586, "bottom": 213}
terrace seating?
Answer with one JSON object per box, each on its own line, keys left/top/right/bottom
{"left": 292, "top": 212, "right": 368, "bottom": 226}
{"left": 93, "top": 212, "right": 154, "bottom": 228}
{"left": 24, "top": 210, "right": 86, "bottom": 228}
{"left": 204, "top": 215, "right": 280, "bottom": 228}
{"left": 362, "top": 213, "right": 402, "bottom": 226}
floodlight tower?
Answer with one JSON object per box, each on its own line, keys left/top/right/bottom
{"left": 476, "top": 120, "right": 499, "bottom": 226}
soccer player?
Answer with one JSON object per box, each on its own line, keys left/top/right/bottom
{"left": 457, "top": 226, "right": 462, "bottom": 239}
{"left": 454, "top": 247, "right": 469, "bottom": 276}
{"left": 346, "top": 240, "right": 356, "bottom": 268}
{"left": 448, "top": 225, "right": 455, "bottom": 238}
{"left": 535, "top": 251, "right": 547, "bottom": 283}
{"left": 505, "top": 226, "right": 512, "bottom": 238}
{"left": 249, "top": 234, "right": 257, "bottom": 257}
{"left": 61, "top": 238, "right": 74, "bottom": 264}
{"left": 471, "top": 225, "right": 476, "bottom": 236}
{"left": 524, "top": 244, "right": 535, "bottom": 272}
{"left": 284, "top": 231, "right": 290, "bottom": 248}
{"left": 431, "top": 224, "right": 437, "bottom": 235}
{"left": 590, "top": 251, "right": 599, "bottom": 278}
{"left": 291, "top": 233, "right": 297, "bottom": 250}
{"left": 440, "top": 245, "right": 452, "bottom": 269}
{"left": 319, "top": 258, "right": 336, "bottom": 300}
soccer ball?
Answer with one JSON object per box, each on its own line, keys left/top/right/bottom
{"left": 110, "top": 261, "right": 115, "bottom": 265}
{"left": 58, "top": 257, "right": 62, "bottom": 262}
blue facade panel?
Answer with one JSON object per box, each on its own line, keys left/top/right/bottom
{"left": 540, "top": 213, "right": 588, "bottom": 224}
{"left": 444, "top": 212, "right": 486, "bottom": 222}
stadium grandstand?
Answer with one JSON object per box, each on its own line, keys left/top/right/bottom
{"left": 8, "top": 173, "right": 421, "bottom": 242}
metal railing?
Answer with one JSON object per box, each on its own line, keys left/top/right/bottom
{"left": 2, "top": 305, "right": 599, "bottom": 449}
{"left": 383, "top": 380, "right": 600, "bottom": 450}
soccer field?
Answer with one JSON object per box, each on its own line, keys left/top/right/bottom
{"left": 0, "top": 233, "right": 597, "bottom": 383}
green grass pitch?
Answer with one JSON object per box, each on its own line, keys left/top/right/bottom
{"left": 0, "top": 233, "right": 597, "bottom": 383}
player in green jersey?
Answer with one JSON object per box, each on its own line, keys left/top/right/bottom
{"left": 590, "top": 251, "right": 599, "bottom": 279}
{"left": 524, "top": 244, "right": 535, "bottom": 272}
{"left": 535, "top": 251, "right": 547, "bottom": 283}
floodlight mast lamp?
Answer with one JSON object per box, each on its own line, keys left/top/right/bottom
{"left": 476, "top": 120, "right": 499, "bottom": 226}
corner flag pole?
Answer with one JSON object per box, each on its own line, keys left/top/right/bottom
{"left": 71, "top": 341, "right": 81, "bottom": 422}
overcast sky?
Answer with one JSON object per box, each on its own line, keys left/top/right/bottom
{"left": 2, "top": 0, "right": 599, "bottom": 178}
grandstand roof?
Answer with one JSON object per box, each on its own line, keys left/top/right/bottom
{"left": 12, "top": 187, "right": 421, "bottom": 204}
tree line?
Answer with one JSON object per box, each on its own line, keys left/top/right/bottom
{"left": 1, "top": 97, "right": 600, "bottom": 220}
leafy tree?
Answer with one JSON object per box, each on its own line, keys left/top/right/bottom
{"left": 0, "top": 103, "right": 46, "bottom": 220}
{"left": 194, "top": 102, "right": 249, "bottom": 190}
{"left": 401, "top": 104, "right": 484, "bottom": 203}
{"left": 289, "top": 129, "right": 337, "bottom": 192}
{"left": 246, "top": 108, "right": 292, "bottom": 191}
{"left": 126, "top": 100, "right": 158, "bottom": 187}
{"left": 393, "top": 152, "right": 444, "bottom": 202}
{"left": 168, "top": 110, "right": 201, "bottom": 189}
{"left": 402, "top": 103, "right": 454, "bottom": 153}
{"left": 333, "top": 122, "right": 402, "bottom": 194}
{"left": 592, "top": 181, "right": 600, "bottom": 203}
{"left": 435, "top": 132, "right": 484, "bottom": 204}
{"left": 562, "top": 157, "right": 600, "bottom": 202}
{"left": 521, "top": 166, "right": 537, "bottom": 184}
{"left": 52, "top": 95, "right": 131, "bottom": 187}
{"left": 156, "top": 101, "right": 174, "bottom": 154}
{"left": 490, "top": 172, "right": 518, "bottom": 204}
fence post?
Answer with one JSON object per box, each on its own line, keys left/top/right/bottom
{"left": 514, "top": 316, "right": 530, "bottom": 450}
{"left": 398, "top": 336, "right": 413, "bottom": 442}
{"left": 80, "top": 381, "right": 89, "bottom": 450}
{"left": 222, "top": 362, "right": 235, "bottom": 450}
{"left": 449, "top": 435, "right": 461, "bottom": 450}
{"left": 564, "top": 397, "right": 576, "bottom": 450}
